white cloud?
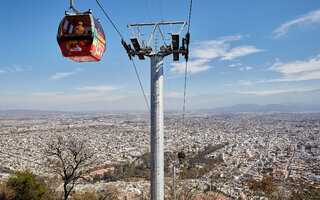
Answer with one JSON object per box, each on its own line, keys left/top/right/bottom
{"left": 218, "top": 35, "right": 243, "bottom": 42}
{"left": 267, "top": 54, "right": 320, "bottom": 82}
{"left": 229, "top": 63, "right": 242, "bottom": 67}
{"left": 274, "top": 9, "right": 320, "bottom": 37}
{"left": 221, "top": 46, "right": 264, "bottom": 61}
{"left": 51, "top": 72, "right": 74, "bottom": 80}
{"left": 14, "top": 67, "right": 25, "bottom": 72}
{"left": 240, "top": 89, "right": 296, "bottom": 95}
{"left": 170, "top": 59, "right": 212, "bottom": 74}
{"left": 50, "top": 68, "right": 82, "bottom": 80}
{"left": 237, "top": 66, "right": 253, "bottom": 72}
{"left": 0, "top": 91, "right": 136, "bottom": 111}
{"left": 27, "top": 91, "right": 125, "bottom": 104}
{"left": 238, "top": 80, "right": 254, "bottom": 86}
{"left": 267, "top": 71, "right": 320, "bottom": 82}
{"left": 240, "top": 88, "right": 316, "bottom": 95}
{"left": 171, "top": 35, "right": 263, "bottom": 75}
{"left": 75, "top": 85, "right": 119, "bottom": 92}
{"left": 192, "top": 36, "right": 263, "bottom": 61}
{"left": 31, "top": 92, "right": 123, "bottom": 102}
{"left": 192, "top": 35, "right": 242, "bottom": 59}
{"left": 0, "top": 65, "right": 32, "bottom": 74}
{"left": 245, "top": 66, "right": 253, "bottom": 70}
{"left": 269, "top": 55, "right": 320, "bottom": 74}
{"left": 31, "top": 92, "right": 61, "bottom": 96}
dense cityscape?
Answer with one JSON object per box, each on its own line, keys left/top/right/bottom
{"left": 0, "top": 111, "right": 319, "bottom": 199}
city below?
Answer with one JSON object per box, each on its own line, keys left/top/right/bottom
{"left": 0, "top": 110, "right": 319, "bottom": 199}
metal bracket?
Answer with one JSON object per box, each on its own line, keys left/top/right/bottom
{"left": 70, "top": 0, "right": 80, "bottom": 13}
{"left": 126, "top": 21, "right": 188, "bottom": 61}
{"left": 68, "top": 0, "right": 92, "bottom": 15}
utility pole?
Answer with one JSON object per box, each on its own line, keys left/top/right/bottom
{"left": 122, "top": 21, "right": 189, "bottom": 200}
{"left": 167, "top": 154, "right": 179, "bottom": 200}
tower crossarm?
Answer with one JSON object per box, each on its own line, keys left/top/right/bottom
{"left": 123, "top": 21, "right": 188, "bottom": 60}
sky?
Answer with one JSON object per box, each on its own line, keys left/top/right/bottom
{"left": 1, "top": 0, "right": 320, "bottom": 111}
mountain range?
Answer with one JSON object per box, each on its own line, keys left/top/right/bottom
{"left": 1, "top": 89, "right": 320, "bottom": 113}
{"left": 199, "top": 103, "right": 320, "bottom": 113}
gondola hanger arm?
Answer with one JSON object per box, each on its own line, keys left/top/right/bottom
{"left": 70, "top": 0, "right": 80, "bottom": 14}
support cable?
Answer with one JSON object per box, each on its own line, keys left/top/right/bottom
{"left": 187, "top": 0, "right": 193, "bottom": 32}
{"left": 182, "top": 0, "right": 193, "bottom": 125}
{"left": 182, "top": 62, "right": 188, "bottom": 125}
{"left": 131, "top": 59, "right": 150, "bottom": 112}
{"left": 95, "top": 0, "right": 124, "bottom": 39}
{"left": 145, "top": 0, "right": 152, "bottom": 23}
{"left": 158, "top": 0, "right": 164, "bottom": 22}
{"left": 95, "top": 0, "right": 150, "bottom": 112}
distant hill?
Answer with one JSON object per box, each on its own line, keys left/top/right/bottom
{"left": 2, "top": 104, "right": 320, "bottom": 115}
{"left": 200, "top": 104, "right": 320, "bottom": 113}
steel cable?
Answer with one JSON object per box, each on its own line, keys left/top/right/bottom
{"left": 182, "top": 62, "right": 188, "bottom": 125}
{"left": 182, "top": 0, "right": 193, "bottom": 125}
{"left": 95, "top": 0, "right": 150, "bottom": 112}
{"left": 187, "top": 0, "right": 193, "bottom": 32}
{"left": 95, "top": 0, "right": 124, "bottom": 39}
{"left": 131, "top": 59, "right": 150, "bottom": 112}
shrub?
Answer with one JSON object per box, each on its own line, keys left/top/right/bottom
{"left": 5, "top": 170, "right": 47, "bottom": 200}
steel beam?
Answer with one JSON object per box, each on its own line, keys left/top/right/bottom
{"left": 150, "top": 56, "right": 164, "bottom": 200}
{"left": 128, "top": 21, "right": 186, "bottom": 27}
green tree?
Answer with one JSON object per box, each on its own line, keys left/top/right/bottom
{"left": 5, "top": 170, "right": 47, "bottom": 200}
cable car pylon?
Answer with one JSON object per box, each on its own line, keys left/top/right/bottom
{"left": 122, "top": 22, "right": 189, "bottom": 200}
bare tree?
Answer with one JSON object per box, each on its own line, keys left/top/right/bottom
{"left": 177, "top": 181, "right": 197, "bottom": 200}
{"left": 165, "top": 180, "right": 197, "bottom": 200}
{"left": 246, "top": 175, "right": 279, "bottom": 200}
{"left": 44, "top": 134, "right": 93, "bottom": 200}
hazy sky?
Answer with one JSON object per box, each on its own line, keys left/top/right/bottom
{"left": 1, "top": 0, "right": 320, "bottom": 111}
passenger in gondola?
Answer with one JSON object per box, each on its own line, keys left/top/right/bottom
{"left": 73, "top": 21, "right": 85, "bottom": 35}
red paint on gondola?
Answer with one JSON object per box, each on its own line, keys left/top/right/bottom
{"left": 59, "top": 39, "right": 105, "bottom": 62}
{"left": 178, "top": 151, "right": 186, "bottom": 161}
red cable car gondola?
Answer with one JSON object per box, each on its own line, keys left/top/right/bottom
{"left": 57, "top": 4, "right": 106, "bottom": 62}
{"left": 178, "top": 151, "right": 186, "bottom": 161}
